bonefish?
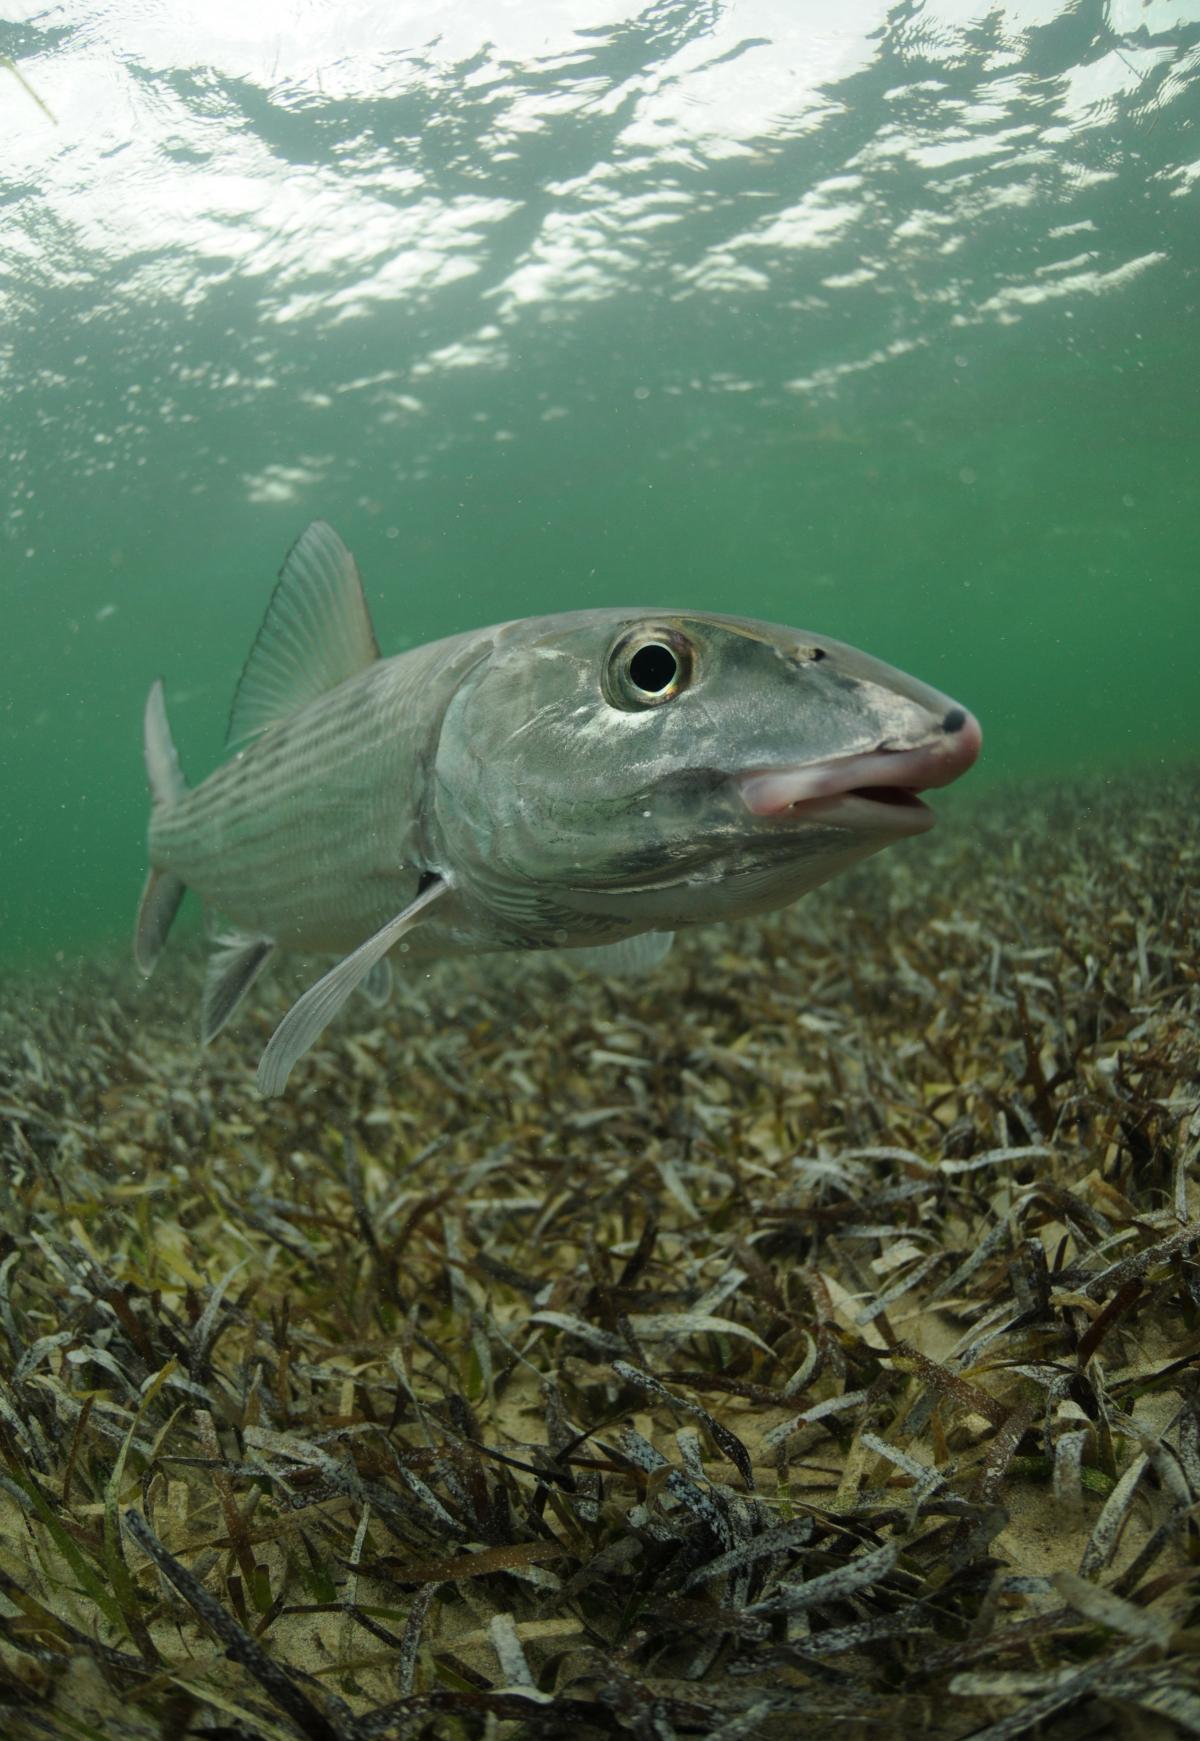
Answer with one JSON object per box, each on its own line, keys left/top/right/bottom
{"left": 135, "top": 521, "right": 981, "bottom": 1095}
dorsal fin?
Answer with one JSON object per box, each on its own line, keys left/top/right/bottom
{"left": 227, "top": 521, "right": 381, "bottom": 746}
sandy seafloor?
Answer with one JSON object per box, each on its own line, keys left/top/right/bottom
{"left": 0, "top": 772, "right": 1198, "bottom": 1741}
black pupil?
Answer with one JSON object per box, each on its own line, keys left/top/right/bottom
{"left": 629, "top": 642, "right": 678, "bottom": 693}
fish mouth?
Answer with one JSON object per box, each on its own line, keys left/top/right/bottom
{"left": 737, "top": 711, "right": 982, "bottom": 838}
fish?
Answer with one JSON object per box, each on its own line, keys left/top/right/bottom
{"left": 135, "top": 520, "right": 981, "bottom": 1096}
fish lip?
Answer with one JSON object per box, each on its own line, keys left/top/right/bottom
{"left": 761, "top": 789, "right": 936, "bottom": 838}
{"left": 736, "top": 712, "right": 981, "bottom": 833}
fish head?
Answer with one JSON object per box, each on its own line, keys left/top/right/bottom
{"left": 433, "top": 609, "right": 981, "bottom": 938}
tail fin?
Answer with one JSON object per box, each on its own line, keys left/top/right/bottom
{"left": 134, "top": 680, "right": 188, "bottom": 977}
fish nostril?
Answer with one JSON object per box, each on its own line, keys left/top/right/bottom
{"left": 942, "top": 707, "right": 966, "bottom": 734}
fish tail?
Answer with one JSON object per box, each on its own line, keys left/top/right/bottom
{"left": 134, "top": 679, "right": 188, "bottom": 976}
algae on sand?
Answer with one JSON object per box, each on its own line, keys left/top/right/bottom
{"left": 0, "top": 772, "right": 1198, "bottom": 1740}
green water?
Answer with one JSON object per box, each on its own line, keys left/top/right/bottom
{"left": 2, "top": 1, "right": 1198, "bottom": 971}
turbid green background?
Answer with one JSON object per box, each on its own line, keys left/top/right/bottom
{"left": 2, "top": 1, "right": 1197, "bottom": 969}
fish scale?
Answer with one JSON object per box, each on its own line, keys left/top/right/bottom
{"left": 153, "top": 664, "right": 434, "bottom": 950}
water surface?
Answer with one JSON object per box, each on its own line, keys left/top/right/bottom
{"left": 2, "top": 0, "right": 1197, "bottom": 967}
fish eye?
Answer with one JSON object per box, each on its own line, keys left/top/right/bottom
{"left": 604, "top": 626, "right": 695, "bottom": 710}
{"left": 630, "top": 642, "right": 678, "bottom": 692}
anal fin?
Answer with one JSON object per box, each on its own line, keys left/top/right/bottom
{"left": 202, "top": 935, "right": 275, "bottom": 1044}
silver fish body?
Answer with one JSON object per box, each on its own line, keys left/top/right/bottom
{"left": 150, "top": 635, "right": 478, "bottom": 955}
{"left": 135, "top": 522, "right": 981, "bottom": 1093}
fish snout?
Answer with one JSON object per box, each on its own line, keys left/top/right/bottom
{"left": 922, "top": 704, "right": 983, "bottom": 788}
{"left": 736, "top": 700, "right": 981, "bottom": 831}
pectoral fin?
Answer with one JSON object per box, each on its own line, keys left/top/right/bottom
{"left": 564, "top": 931, "right": 674, "bottom": 975}
{"left": 256, "top": 876, "right": 449, "bottom": 1097}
